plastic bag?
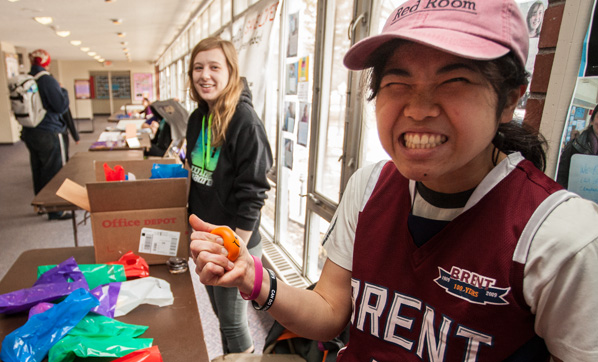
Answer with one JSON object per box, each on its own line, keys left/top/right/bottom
{"left": 108, "top": 251, "right": 150, "bottom": 279}
{"left": 114, "top": 277, "right": 173, "bottom": 317}
{"left": 89, "top": 282, "right": 122, "bottom": 317}
{"left": 0, "top": 288, "right": 99, "bottom": 362}
{"left": 28, "top": 302, "right": 54, "bottom": 318}
{"left": 104, "top": 163, "right": 126, "bottom": 181}
{"left": 48, "top": 313, "right": 152, "bottom": 362}
{"left": 38, "top": 263, "right": 126, "bottom": 290}
{"left": 113, "top": 346, "right": 163, "bottom": 362}
{"left": 149, "top": 163, "right": 188, "bottom": 179}
{"left": 0, "top": 257, "right": 88, "bottom": 314}
{"left": 48, "top": 335, "right": 152, "bottom": 362}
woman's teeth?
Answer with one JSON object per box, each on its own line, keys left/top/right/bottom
{"left": 404, "top": 133, "right": 447, "bottom": 149}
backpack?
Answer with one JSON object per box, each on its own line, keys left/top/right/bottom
{"left": 8, "top": 71, "right": 50, "bottom": 128}
{"left": 263, "top": 284, "right": 350, "bottom": 362}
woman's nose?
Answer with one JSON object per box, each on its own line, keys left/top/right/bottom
{"left": 403, "top": 92, "right": 440, "bottom": 121}
{"left": 198, "top": 70, "right": 210, "bottom": 80}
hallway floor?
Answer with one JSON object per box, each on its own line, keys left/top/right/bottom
{"left": 0, "top": 115, "right": 274, "bottom": 360}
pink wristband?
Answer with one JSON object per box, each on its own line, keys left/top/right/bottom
{"left": 240, "top": 255, "right": 263, "bottom": 300}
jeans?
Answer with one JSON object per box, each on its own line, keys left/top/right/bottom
{"left": 21, "top": 128, "right": 66, "bottom": 195}
{"left": 205, "top": 243, "right": 262, "bottom": 354}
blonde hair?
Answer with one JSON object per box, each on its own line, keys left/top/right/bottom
{"left": 187, "top": 37, "right": 243, "bottom": 147}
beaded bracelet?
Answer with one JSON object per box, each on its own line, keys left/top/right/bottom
{"left": 252, "top": 268, "right": 277, "bottom": 311}
{"left": 240, "top": 255, "right": 263, "bottom": 301}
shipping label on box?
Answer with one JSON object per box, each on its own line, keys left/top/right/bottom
{"left": 139, "top": 228, "right": 180, "bottom": 256}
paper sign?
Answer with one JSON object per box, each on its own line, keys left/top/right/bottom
{"left": 139, "top": 228, "right": 180, "bottom": 256}
{"left": 125, "top": 123, "right": 137, "bottom": 139}
{"left": 126, "top": 137, "right": 141, "bottom": 149}
{"left": 569, "top": 154, "right": 598, "bottom": 203}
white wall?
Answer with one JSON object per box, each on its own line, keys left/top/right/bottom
{"left": 0, "top": 41, "right": 21, "bottom": 144}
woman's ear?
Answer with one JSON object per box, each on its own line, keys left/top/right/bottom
{"left": 499, "top": 85, "right": 526, "bottom": 124}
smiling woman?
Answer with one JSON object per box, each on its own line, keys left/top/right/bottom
{"left": 185, "top": 37, "right": 273, "bottom": 356}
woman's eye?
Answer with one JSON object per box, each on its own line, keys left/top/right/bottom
{"left": 443, "top": 77, "right": 469, "bottom": 84}
{"left": 381, "top": 80, "right": 408, "bottom": 88}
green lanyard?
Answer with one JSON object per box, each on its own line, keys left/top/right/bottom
{"left": 201, "top": 114, "right": 213, "bottom": 171}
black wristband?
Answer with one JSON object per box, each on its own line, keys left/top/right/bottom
{"left": 252, "top": 268, "right": 276, "bottom": 311}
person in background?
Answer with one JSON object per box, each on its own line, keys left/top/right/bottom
{"left": 185, "top": 37, "right": 273, "bottom": 355}
{"left": 141, "top": 97, "right": 160, "bottom": 137}
{"left": 189, "top": 1, "right": 598, "bottom": 361}
{"left": 139, "top": 97, "right": 153, "bottom": 119}
{"left": 21, "top": 49, "right": 71, "bottom": 220}
{"left": 557, "top": 104, "right": 598, "bottom": 188}
{"left": 527, "top": 1, "right": 545, "bottom": 38}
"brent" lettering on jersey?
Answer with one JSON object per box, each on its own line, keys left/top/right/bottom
{"left": 351, "top": 279, "right": 493, "bottom": 361}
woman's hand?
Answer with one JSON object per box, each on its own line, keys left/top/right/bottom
{"left": 189, "top": 214, "right": 256, "bottom": 294}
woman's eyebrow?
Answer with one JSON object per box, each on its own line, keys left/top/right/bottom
{"left": 437, "top": 63, "right": 475, "bottom": 74}
{"left": 381, "top": 68, "right": 410, "bottom": 78}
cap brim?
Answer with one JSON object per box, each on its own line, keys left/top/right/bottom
{"left": 343, "top": 28, "right": 511, "bottom": 70}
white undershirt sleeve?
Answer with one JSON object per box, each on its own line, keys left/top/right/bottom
{"left": 524, "top": 197, "right": 598, "bottom": 361}
{"left": 323, "top": 161, "right": 386, "bottom": 271}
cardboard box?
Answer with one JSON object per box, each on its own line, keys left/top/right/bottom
{"left": 57, "top": 159, "right": 189, "bottom": 265}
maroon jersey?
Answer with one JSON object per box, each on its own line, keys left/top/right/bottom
{"left": 340, "top": 160, "right": 562, "bottom": 361}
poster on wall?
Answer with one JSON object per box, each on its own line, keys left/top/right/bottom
{"left": 286, "top": 62, "right": 298, "bottom": 95}
{"left": 133, "top": 73, "right": 153, "bottom": 101}
{"left": 284, "top": 138, "right": 294, "bottom": 170}
{"left": 232, "top": 0, "right": 280, "bottom": 118}
{"left": 5, "top": 53, "right": 19, "bottom": 78}
{"left": 512, "top": 0, "right": 548, "bottom": 122}
{"left": 554, "top": 0, "right": 598, "bottom": 199}
{"left": 297, "top": 102, "right": 310, "bottom": 147}
{"left": 74, "top": 79, "right": 91, "bottom": 99}
{"left": 287, "top": 12, "right": 299, "bottom": 57}
{"left": 298, "top": 56, "right": 309, "bottom": 82}
{"left": 283, "top": 101, "right": 296, "bottom": 133}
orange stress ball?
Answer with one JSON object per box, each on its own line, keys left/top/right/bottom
{"left": 211, "top": 226, "right": 240, "bottom": 261}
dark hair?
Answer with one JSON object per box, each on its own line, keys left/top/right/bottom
{"left": 590, "top": 104, "right": 598, "bottom": 123}
{"left": 365, "top": 40, "right": 547, "bottom": 171}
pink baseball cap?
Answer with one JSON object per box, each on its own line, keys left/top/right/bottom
{"left": 344, "top": 0, "right": 529, "bottom": 70}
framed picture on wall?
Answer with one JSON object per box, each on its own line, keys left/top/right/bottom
{"left": 74, "top": 79, "right": 91, "bottom": 99}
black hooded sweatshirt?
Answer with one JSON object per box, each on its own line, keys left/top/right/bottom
{"left": 186, "top": 82, "right": 273, "bottom": 248}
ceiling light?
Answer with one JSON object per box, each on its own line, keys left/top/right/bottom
{"left": 116, "top": 32, "right": 126, "bottom": 37}
{"left": 122, "top": 48, "right": 129, "bottom": 52}
{"left": 88, "top": 51, "right": 96, "bottom": 56}
{"left": 56, "top": 30, "right": 70, "bottom": 37}
{"left": 8, "top": 0, "right": 21, "bottom": 2}
{"left": 70, "top": 40, "right": 82, "bottom": 46}
{"left": 34, "top": 17, "right": 53, "bottom": 25}
{"left": 80, "top": 47, "right": 90, "bottom": 52}
{"left": 120, "top": 41, "right": 128, "bottom": 45}
{"left": 111, "top": 19, "right": 122, "bottom": 24}
{"left": 94, "top": 55, "right": 100, "bottom": 59}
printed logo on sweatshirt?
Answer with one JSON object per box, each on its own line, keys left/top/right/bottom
{"left": 434, "top": 266, "right": 510, "bottom": 305}
{"left": 190, "top": 142, "right": 220, "bottom": 186}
